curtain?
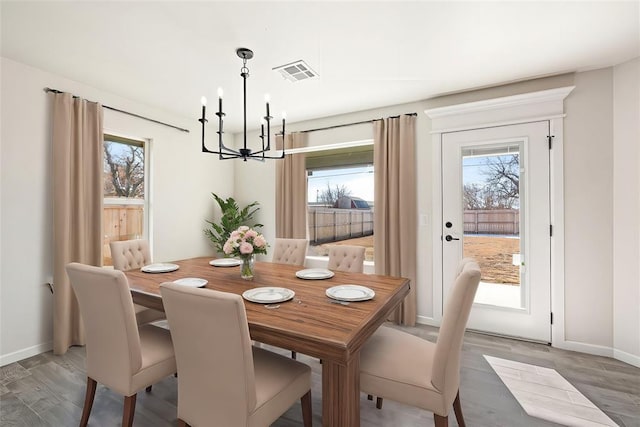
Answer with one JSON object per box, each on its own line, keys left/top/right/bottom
{"left": 373, "top": 115, "right": 417, "bottom": 325}
{"left": 50, "top": 92, "right": 103, "bottom": 354}
{"left": 276, "top": 132, "right": 308, "bottom": 238}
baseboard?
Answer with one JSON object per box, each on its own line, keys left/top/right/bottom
{"left": 613, "top": 348, "right": 640, "bottom": 368}
{"left": 0, "top": 341, "right": 52, "bottom": 367}
{"left": 553, "top": 339, "right": 614, "bottom": 358}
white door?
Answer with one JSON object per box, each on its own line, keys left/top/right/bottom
{"left": 442, "top": 122, "right": 551, "bottom": 343}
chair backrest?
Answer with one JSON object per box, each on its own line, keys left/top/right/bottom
{"left": 431, "top": 259, "right": 481, "bottom": 401}
{"left": 327, "top": 245, "right": 366, "bottom": 272}
{"left": 65, "top": 263, "right": 143, "bottom": 392}
{"left": 110, "top": 239, "right": 152, "bottom": 271}
{"left": 272, "top": 238, "right": 308, "bottom": 266}
{"left": 160, "top": 283, "right": 257, "bottom": 426}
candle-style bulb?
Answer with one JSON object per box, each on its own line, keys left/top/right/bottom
{"left": 282, "top": 111, "right": 287, "bottom": 120}
{"left": 264, "top": 93, "right": 271, "bottom": 103}
{"left": 217, "top": 87, "right": 223, "bottom": 98}
{"left": 261, "top": 118, "right": 266, "bottom": 126}
{"left": 201, "top": 96, "right": 207, "bottom": 106}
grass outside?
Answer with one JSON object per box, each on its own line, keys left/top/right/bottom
{"left": 310, "top": 234, "right": 520, "bottom": 285}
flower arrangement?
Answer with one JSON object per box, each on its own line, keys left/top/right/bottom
{"left": 223, "top": 226, "right": 268, "bottom": 258}
{"left": 223, "top": 226, "right": 268, "bottom": 279}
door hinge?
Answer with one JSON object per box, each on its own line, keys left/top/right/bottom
{"left": 550, "top": 312, "right": 554, "bottom": 325}
{"left": 550, "top": 224, "right": 553, "bottom": 236}
{"left": 547, "top": 135, "right": 554, "bottom": 149}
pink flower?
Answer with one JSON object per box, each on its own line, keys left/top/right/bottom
{"left": 230, "top": 230, "right": 240, "bottom": 240}
{"left": 238, "top": 225, "right": 250, "bottom": 233}
{"left": 223, "top": 240, "right": 233, "bottom": 255}
{"left": 239, "top": 242, "right": 254, "bottom": 254}
{"left": 254, "top": 235, "right": 266, "bottom": 248}
{"left": 245, "top": 229, "right": 258, "bottom": 239}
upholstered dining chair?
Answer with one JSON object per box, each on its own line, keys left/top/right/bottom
{"left": 110, "top": 239, "right": 166, "bottom": 325}
{"left": 327, "top": 245, "right": 366, "bottom": 273}
{"left": 160, "top": 283, "right": 312, "bottom": 427}
{"left": 360, "top": 259, "right": 481, "bottom": 427}
{"left": 65, "top": 263, "right": 177, "bottom": 427}
{"left": 272, "top": 238, "right": 308, "bottom": 266}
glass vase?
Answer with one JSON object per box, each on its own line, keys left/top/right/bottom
{"left": 240, "top": 255, "right": 255, "bottom": 280}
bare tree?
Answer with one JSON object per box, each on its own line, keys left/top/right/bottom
{"left": 481, "top": 154, "right": 519, "bottom": 209}
{"left": 318, "top": 183, "right": 352, "bottom": 207}
{"left": 103, "top": 142, "right": 144, "bottom": 198}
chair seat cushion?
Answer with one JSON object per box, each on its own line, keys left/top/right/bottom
{"left": 130, "top": 325, "right": 177, "bottom": 394}
{"left": 250, "top": 346, "right": 311, "bottom": 427}
{"left": 360, "top": 326, "right": 448, "bottom": 414}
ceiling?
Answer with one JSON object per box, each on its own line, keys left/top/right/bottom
{"left": 1, "top": 1, "right": 638, "bottom": 132}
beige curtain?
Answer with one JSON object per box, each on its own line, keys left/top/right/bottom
{"left": 373, "top": 115, "right": 417, "bottom": 325}
{"left": 276, "top": 132, "right": 308, "bottom": 238}
{"left": 51, "top": 92, "right": 103, "bottom": 354}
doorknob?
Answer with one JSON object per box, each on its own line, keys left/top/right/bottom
{"left": 445, "top": 235, "right": 460, "bottom": 242}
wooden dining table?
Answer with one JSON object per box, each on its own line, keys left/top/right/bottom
{"left": 125, "top": 257, "right": 410, "bottom": 427}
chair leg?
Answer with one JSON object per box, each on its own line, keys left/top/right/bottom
{"left": 79, "top": 377, "right": 97, "bottom": 427}
{"left": 301, "top": 390, "right": 312, "bottom": 427}
{"left": 453, "top": 391, "right": 466, "bottom": 427}
{"left": 434, "top": 414, "right": 448, "bottom": 427}
{"left": 367, "top": 394, "right": 373, "bottom": 401}
{"left": 122, "top": 394, "right": 137, "bottom": 427}
{"left": 291, "top": 351, "right": 297, "bottom": 359}
{"left": 145, "top": 385, "right": 152, "bottom": 392}
{"left": 177, "top": 419, "right": 189, "bottom": 427}
{"left": 376, "top": 397, "right": 383, "bottom": 409}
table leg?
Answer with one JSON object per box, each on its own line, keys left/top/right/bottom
{"left": 321, "top": 355, "right": 360, "bottom": 427}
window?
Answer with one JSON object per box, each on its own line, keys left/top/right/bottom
{"left": 102, "top": 134, "right": 148, "bottom": 266}
{"left": 306, "top": 145, "right": 374, "bottom": 261}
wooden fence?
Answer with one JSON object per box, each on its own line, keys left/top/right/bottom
{"left": 464, "top": 209, "right": 519, "bottom": 235}
{"left": 308, "top": 207, "right": 374, "bottom": 244}
{"left": 103, "top": 204, "right": 144, "bottom": 265}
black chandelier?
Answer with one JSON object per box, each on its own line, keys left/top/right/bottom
{"left": 199, "top": 48, "right": 286, "bottom": 161}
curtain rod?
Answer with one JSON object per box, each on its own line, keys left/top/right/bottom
{"left": 299, "top": 112, "right": 417, "bottom": 134}
{"left": 43, "top": 88, "right": 190, "bottom": 133}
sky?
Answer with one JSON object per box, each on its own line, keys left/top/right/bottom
{"left": 308, "top": 165, "right": 374, "bottom": 203}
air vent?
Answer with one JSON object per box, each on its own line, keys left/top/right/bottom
{"left": 273, "top": 60, "right": 318, "bottom": 82}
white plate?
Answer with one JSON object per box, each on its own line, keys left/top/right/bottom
{"left": 326, "top": 285, "right": 375, "bottom": 302}
{"left": 173, "top": 278, "right": 208, "bottom": 288}
{"left": 141, "top": 263, "right": 180, "bottom": 273}
{"left": 242, "top": 287, "right": 295, "bottom": 304}
{"left": 296, "top": 268, "right": 335, "bottom": 280}
{"left": 209, "top": 258, "right": 242, "bottom": 267}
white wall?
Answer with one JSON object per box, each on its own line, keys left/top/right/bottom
{"left": 613, "top": 57, "right": 640, "bottom": 365}
{"left": 0, "top": 57, "right": 232, "bottom": 365}
{"left": 563, "top": 68, "right": 614, "bottom": 348}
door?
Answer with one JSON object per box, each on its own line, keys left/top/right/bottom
{"left": 442, "top": 122, "right": 551, "bottom": 342}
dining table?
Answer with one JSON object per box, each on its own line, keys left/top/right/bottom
{"left": 125, "top": 257, "right": 410, "bottom": 427}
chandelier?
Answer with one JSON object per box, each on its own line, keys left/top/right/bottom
{"left": 199, "top": 48, "right": 286, "bottom": 161}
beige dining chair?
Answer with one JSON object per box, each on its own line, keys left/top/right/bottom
{"left": 272, "top": 238, "right": 308, "bottom": 266}
{"left": 65, "top": 263, "right": 177, "bottom": 427}
{"left": 160, "top": 283, "right": 312, "bottom": 427}
{"left": 110, "top": 239, "right": 166, "bottom": 325}
{"left": 360, "top": 259, "right": 481, "bottom": 427}
{"left": 327, "top": 245, "right": 366, "bottom": 273}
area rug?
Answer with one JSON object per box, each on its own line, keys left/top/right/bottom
{"left": 484, "top": 355, "right": 618, "bottom": 427}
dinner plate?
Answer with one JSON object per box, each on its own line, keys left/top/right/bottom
{"left": 173, "top": 278, "right": 208, "bottom": 288}
{"left": 326, "top": 285, "right": 375, "bottom": 302}
{"left": 295, "top": 268, "right": 335, "bottom": 280}
{"left": 209, "top": 258, "right": 242, "bottom": 267}
{"left": 141, "top": 263, "right": 180, "bottom": 273}
{"left": 242, "top": 287, "right": 295, "bottom": 304}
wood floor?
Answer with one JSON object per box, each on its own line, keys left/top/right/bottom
{"left": 1, "top": 324, "right": 638, "bottom": 426}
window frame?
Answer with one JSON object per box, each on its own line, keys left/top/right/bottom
{"left": 103, "top": 133, "right": 151, "bottom": 263}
